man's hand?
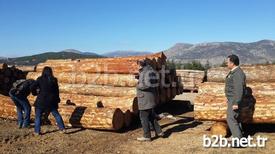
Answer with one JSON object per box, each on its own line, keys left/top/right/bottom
{"left": 232, "top": 104, "right": 238, "bottom": 110}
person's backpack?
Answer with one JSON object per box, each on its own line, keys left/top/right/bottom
{"left": 9, "top": 79, "right": 27, "bottom": 95}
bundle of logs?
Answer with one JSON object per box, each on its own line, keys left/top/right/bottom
{"left": 194, "top": 64, "right": 275, "bottom": 136}
{"left": 0, "top": 52, "right": 184, "bottom": 131}
{"left": 176, "top": 69, "right": 205, "bottom": 92}
{"left": 0, "top": 63, "right": 27, "bottom": 96}
{"left": 15, "top": 65, "right": 36, "bottom": 72}
{"left": 195, "top": 64, "right": 275, "bottom": 124}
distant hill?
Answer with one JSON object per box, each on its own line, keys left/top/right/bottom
{"left": 164, "top": 40, "right": 275, "bottom": 65}
{"left": 62, "top": 49, "right": 99, "bottom": 56}
{"left": 0, "top": 50, "right": 103, "bottom": 66}
{"left": 103, "top": 50, "right": 152, "bottom": 57}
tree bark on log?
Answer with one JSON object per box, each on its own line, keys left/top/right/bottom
{"left": 27, "top": 72, "right": 138, "bottom": 87}
{"left": 198, "top": 82, "right": 275, "bottom": 97}
{"left": 0, "top": 95, "right": 18, "bottom": 119}
{"left": 58, "top": 83, "right": 136, "bottom": 97}
{"left": 28, "top": 93, "right": 139, "bottom": 114}
{"left": 124, "top": 110, "right": 133, "bottom": 127}
{"left": 36, "top": 62, "right": 141, "bottom": 74}
{"left": 54, "top": 105, "right": 125, "bottom": 130}
{"left": 207, "top": 65, "right": 275, "bottom": 82}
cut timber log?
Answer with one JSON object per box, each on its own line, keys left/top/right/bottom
{"left": 27, "top": 72, "right": 138, "bottom": 87}
{"left": 54, "top": 105, "right": 125, "bottom": 130}
{"left": 58, "top": 83, "right": 136, "bottom": 97}
{"left": 0, "top": 95, "right": 125, "bottom": 130}
{"left": 0, "top": 95, "right": 17, "bottom": 119}
{"left": 37, "top": 61, "right": 140, "bottom": 74}
{"left": 28, "top": 93, "right": 139, "bottom": 114}
{"left": 207, "top": 65, "right": 275, "bottom": 82}
{"left": 210, "top": 122, "right": 228, "bottom": 137}
{"left": 124, "top": 110, "right": 133, "bottom": 127}
{"left": 198, "top": 82, "right": 275, "bottom": 97}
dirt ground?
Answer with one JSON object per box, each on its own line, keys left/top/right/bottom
{"left": 1, "top": 93, "right": 275, "bottom": 154}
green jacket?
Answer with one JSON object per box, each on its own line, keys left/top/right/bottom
{"left": 225, "top": 66, "right": 246, "bottom": 105}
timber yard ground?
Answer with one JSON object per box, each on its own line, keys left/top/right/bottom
{"left": 0, "top": 93, "right": 275, "bottom": 154}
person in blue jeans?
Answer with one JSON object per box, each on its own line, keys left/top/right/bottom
{"left": 9, "top": 79, "right": 35, "bottom": 128}
{"left": 30, "top": 66, "right": 66, "bottom": 135}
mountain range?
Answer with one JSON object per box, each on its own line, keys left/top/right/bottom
{"left": 164, "top": 40, "right": 275, "bottom": 65}
{"left": 1, "top": 40, "right": 275, "bottom": 66}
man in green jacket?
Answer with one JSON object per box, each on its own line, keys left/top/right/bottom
{"left": 225, "top": 54, "right": 246, "bottom": 140}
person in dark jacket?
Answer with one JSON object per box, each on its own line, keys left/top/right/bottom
{"left": 136, "top": 59, "right": 163, "bottom": 142}
{"left": 225, "top": 54, "right": 246, "bottom": 142}
{"left": 31, "top": 66, "right": 66, "bottom": 135}
{"left": 9, "top": 79, "right": 35, "bottom": 128}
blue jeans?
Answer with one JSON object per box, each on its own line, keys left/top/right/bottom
{"left": 35, "top": 108, "right": 65, "bottom": 134}
{"left": 9, "top": 92, "right": 31, "bottom": 128}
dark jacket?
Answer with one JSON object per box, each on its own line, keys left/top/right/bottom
{"left": 31, "top": 76, "right": 60, "bottom": 110}
{"left": 225, "top": 66, "right": 246, "bottom": 106}
{"left": 136, "top": 65, "right": 158, "bottom": 110}
{"left": 9, "top": 79, "right": 35, "bottom": 99}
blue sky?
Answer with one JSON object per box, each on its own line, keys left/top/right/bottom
{"left": 0, "top": 0, "right": 274, "bottom": 57}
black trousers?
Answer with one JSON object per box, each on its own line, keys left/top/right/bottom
{"left": 139, "top": 109, "right": 162, "bottom": 138}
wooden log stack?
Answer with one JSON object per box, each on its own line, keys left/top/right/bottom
{"left": 0, "top": 63, "right": 27, "bottom": 96}
{"left": 0, "top": 52, "right": 183, "bottom": 131}
{"left": 176, "top": 69, "right": 205, "bottom": 92}
{"left": 35, "top": 52, "right": 167, "bottom": 74}
{"left": 207, "top": 64, "right": 275, "bottom": 82}
{"left": 0, "top": 95, "right": 125, "bottom": 130}
{"left": 195, "top": 64, "right": 275, "bottom": 124}
{"left": 15, "top": 65, "right": 36, "bottom": 72}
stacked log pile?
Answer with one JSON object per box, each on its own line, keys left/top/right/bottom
{"left": 0, "top": 95, "right": 125, "bottom": 130}
{"left": 194, "top": 64, "right": 275, "bottom": 124}
{"left": 176, "top": 69, "right": 205, "bottom": 92}
{"left": 207, "top": 64, "right": 275, "bottom": 82}
{"left": 0, "top": 52, "right": 183, "bottom": 131}
{"left": 15, "top": 65, "right": 36, "bottom": 72}
{"left": 0, "top": 63, "right": 27, "bottom": 95}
